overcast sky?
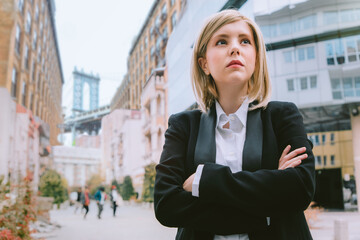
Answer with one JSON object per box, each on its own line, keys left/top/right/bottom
{"left": 55, "top": 0, "right": 306, "bottom": 113}
{"left": 55, "top": 0, "right": 154, "bottom": 110}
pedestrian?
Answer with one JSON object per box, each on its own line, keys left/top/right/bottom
{"left": 81, "top": 186, "right": 90, "bottom": 219}
{"left": 74, "top": 187, "right": 82, "bottom": 214}
{"left": 110, "top": 185, "right": 119, "bottom": 217}
{"left": 154, "top": 9, "right": 315, "bottom": 240}
{"left": 94, "top": 186, "right": 106, "bottom": 219}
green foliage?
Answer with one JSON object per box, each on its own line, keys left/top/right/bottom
{"left": 120, "top": 176, "right": 134, "bottom": 201}
{"left": 0, "top": 175, "right": 37, "bottom": 240}
{"left": 86, "top": 174, "right": 103, "bottom": 197}
{"left": 38, "top": 170, "right": 68, "bottom": 206}
{"left": 142, "top": 163, "right": 156, "bottom": 203}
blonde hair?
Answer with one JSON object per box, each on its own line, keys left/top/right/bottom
{"left": 191, "top": 9, "right": 271, "bottom": 112}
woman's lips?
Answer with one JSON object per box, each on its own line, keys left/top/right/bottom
{"left": 227, "top": 60, "right": 244, "bottom": 67}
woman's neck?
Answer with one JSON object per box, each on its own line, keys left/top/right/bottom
{"left": 217, "top": 86, "right": 247, "bottom": 115}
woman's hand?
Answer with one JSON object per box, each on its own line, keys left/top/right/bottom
{"left": 278, "top": 145, "right": 307, "bottom": 170}
{"left": 183, "top": 173, "right": 195, "bottom": 192}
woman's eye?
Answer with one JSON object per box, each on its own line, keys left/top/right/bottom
{"left": 216, "top": 40, "right": 227, "bottom": 45}
{"left": 241, "top": 39, "right": 250, "bottom": 44}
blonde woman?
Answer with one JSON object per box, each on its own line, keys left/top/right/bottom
{"left": 154, "top": 9, "right": 315, "bottom": 240}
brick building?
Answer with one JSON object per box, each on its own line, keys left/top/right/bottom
{"left": 0, "top": 0, "right": 64, "bottom": 146}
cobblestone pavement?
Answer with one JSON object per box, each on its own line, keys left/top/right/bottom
{"left": 47, "top": 201, "right": 176, "bottom": 240}
{"left": 46, "top": 201, "right": 360, "bottom": 240}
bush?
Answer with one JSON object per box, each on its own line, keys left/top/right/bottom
{"left": 142, "top": 163, "right": 156, "bottom": 203}
{"left": 0, "top": 175, "right": 37, "bottom": 240}
{"left": 120, "top": 176, "right": 134, "bottom": 201}
{"left": 38, "top": 170, "right": 68, "bottom": 207}
{"left": 86, "top": 174, "right": 104, "bottom": 197}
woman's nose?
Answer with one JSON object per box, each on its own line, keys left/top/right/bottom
{"left": 230, "top": 43, "right": 240, "bottom": 56}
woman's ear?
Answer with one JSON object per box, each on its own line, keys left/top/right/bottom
{"left": 198, "top": 57, "right": 210, "bottom": 75}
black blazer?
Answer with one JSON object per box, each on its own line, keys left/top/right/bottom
{"left": 154, "top": 101, "right": 315, "bottom": 240}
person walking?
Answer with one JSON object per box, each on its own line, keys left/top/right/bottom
{"left": 81, "top": 186, "right": 90, "bottom": 219}
{"left": 94, "top": 186, "right": 106, "bottom": 219}
{"left": 74, "top": 187, "right": 82, "bottom": 214}
{"left": 110, "top": 185, "right": 119, "bottom": 217}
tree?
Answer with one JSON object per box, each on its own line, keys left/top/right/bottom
{"left": 39, "top": 169, "right": 68, "bottom": 207}
{"left": 142, "top": 163, "right": 156, "bottom": 202}
{"left": 86, "top": 173, "right": 104, "bottom": 196}
{"left": 120, "top": 176, "right": 134, "bottom": 201}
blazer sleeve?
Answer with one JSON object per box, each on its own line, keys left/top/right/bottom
{"left": 198, "top": 102, "right": 316, "bottom": 217}
{"left": 154, "top": 114, "right": 268, "bottom": 234}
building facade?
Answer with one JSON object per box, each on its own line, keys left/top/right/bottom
{"left": 52, "top": 146, "right": 101, "bottom": 187}
{"left": 165, "top": 0, "right": 360, "bottom": 209}
{"left": 0, "top": 0, "right": 64, "bottom": 146}
{"left": 110, "top": 0, "right": 183, "bottom": 110}
{"left": 141, "top": 68, "right": 167, "bottom": 167}
{"left": 101, "top": 109, "right": 144, "bottom": 194}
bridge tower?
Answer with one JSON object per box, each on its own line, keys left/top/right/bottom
{"left": 72, "top": 67, "right": 100, "bottom": 114}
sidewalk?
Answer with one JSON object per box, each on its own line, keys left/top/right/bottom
{"left": 46, "top": 201, "right": 177, "bottom": 240}
{"left": 310, "top": 211, "right": 360, "bottom": 240}
{"left": 41, "top": 201, "right": 360, "bottom": 240}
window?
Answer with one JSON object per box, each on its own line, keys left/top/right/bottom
{"left": 38, "top": 46, "right": 41, "bottom": 62}
{"left": 316, "top": 156, "right": 321, "bottom": 166}
{"left": 161, "top": 4, "right": 167, "bottom": 15}
{"left": 26, "top": 11, "right": 32, "bottom": 34}
{"left": 314, "top": 135, "right": 320, "bottom": 146}
{"left": 144, "top": 36, "right": 148, "bottom": 49}
{"left": 171, "top": 11, "right": 177, "bottom": 29}
{"left": 283, "top": 51, "right": 292, "bottom": 63}
{"left": 11, "top": 68, "right": 17, "bottom": 98}
{"left": 322, "top": 134, "right": 326, "bottom": 145}
{"left": 340, "top": 9, "right": 354, "bottom": 23}
{"left": 346, "top": 38, "right": 357, "bottom": 62}
{"left": 335, "top": 39, "right": 345, "bottom": 64}
{"left": 323, "top": 156, "right": 327, "bottom": 166}
{"left": 41, "top": 0, "right": 45, "bottom": 13}
{"left": 326, "top": 42, "right": 335, "bottom": 65}
{"left": 33, "top": 30, "right": 37, "bottom": 49}
{"left": 30, "top": 92, "right": 33, "bottom": 111}
{"left": 300, "top": 77, "right": 307, "bottom": 90}
{"left": 15, "top": 24, "right": 21, "bottom": 54}
{"left": 145, "top": 54, "right": 148, "bottom": 68}
{"left": 22, "top": 82, "right": 26, "bottom": 106}
{"left": 40, "top": 22, "right": 43, "bottom": 36}
{"left": 310, "top": 76, "right": 317, "bottom": 89}
{"left": 287, "top": 79, "right": 294, "bottom": 91}
{"left": 355, "top": 77, "right": 360, "bottom": 96}
{"left": 307, "top": 46, "right": 315, "bottom": 59}
{"left": 331, "top": 78, "right": 342, "bottom": 99}
{"left": 343, "top": 77, "right": 354, "bottom": 97}
{"left": 18, "top": 0, "right": 24, "bottom": 13}
{"left": 24, "top": 45, "right": 29, "bottom": 69}
{"left": 324, "top": 11, "right": 338, "bottom": 25}
{"left": 155, "top": 15, "right": 160, "bottom": 27}
{"left": 331, "top": 155, "right": 335, "bottom": 165}
{"left": 171, "top": 0, "right": 175, "bottom": 6}
{"left": 297, "top": 48, "right": 305, "bottom": 61}
{"left": 279, "top": 22, "right": 291, "bottom": 36}
{"left": 298, "top": 15, "right": 316, "bottom": 30}
{"left": 150, "top": 26, "right": 154, "bottom": 40}
{"left": 163, "top": 26, "right": 168, "bottom": 39}
{"left": 330, "top": 133, "right": 335, "bottom": 144}
{"left": 35, "top": 5, "right": 39, "bottom": 22}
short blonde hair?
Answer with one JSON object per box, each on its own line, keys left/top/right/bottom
{"left": 191, "top": 9, "right": 271, "bottom": 112}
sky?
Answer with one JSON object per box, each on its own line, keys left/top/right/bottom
{"left": 55, "top": 0, "right": 306, "bottom": 115}
{"left": 55, "top": 0, "right": 154, "bottom": 113}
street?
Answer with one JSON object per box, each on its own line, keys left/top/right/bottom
{"left": 43, "top": 201, "right": 360, "bottom": 240}
{"left": 47, "top": 201, "right": 176, "bottom": 240}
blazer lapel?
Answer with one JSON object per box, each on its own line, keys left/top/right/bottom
{"left": 242, "top": 105, "right": 263, "bottom": 172}
{"left": 194, "top": 104, "right": 216, "bottom": 166}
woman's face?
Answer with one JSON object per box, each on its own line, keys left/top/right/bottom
{"left": 199, "top": 20, "right": 256, "bottom": 95}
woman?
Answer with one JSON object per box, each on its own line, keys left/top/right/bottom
{"left": 154, "top": 9, "right": 315, "bottom": 240}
